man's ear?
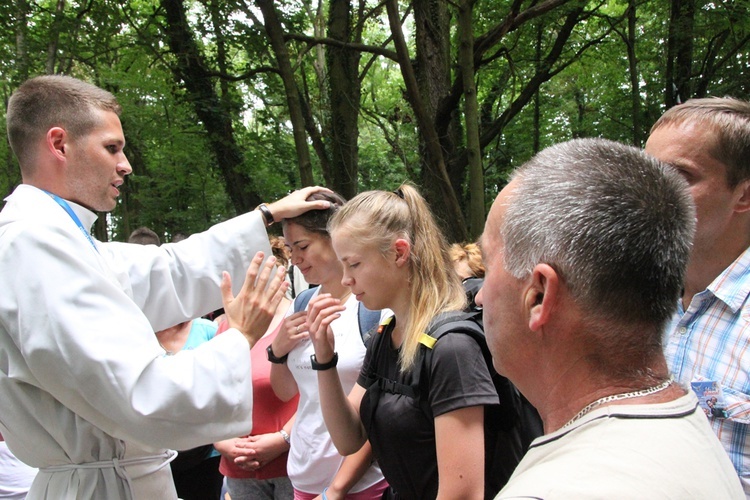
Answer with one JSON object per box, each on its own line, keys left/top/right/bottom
{"left": 393, "top": 238, "right": 411, "bottom": 267}
{"left": 46, "top": 127, "right": 68, "bottom": 161}
{"left": 525, "top": 263, "right": 559, "bottom": 331}
{"left": 733, "top": 179, "right": 750, "bottom": 213}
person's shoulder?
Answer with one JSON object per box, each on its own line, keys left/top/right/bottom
{"left": 0, "top": 208, "right": 74, "bottom": 255}
{"left": 430, "top": 326, "right": 487, "bottom": 365}
{"left": 192, "top": 317, "right": 219, "bottom": 339}
{"left": 292, "top": 286, "right": 320, "bottom": 311}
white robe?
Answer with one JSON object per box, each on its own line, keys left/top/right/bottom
{"left": 0, "top": 184, "right": 271, "bottom": 499}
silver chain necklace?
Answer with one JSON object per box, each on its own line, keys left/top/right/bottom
{"left": 563, "top": 378, "right": 673, "bottom": 428}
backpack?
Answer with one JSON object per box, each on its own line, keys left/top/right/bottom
{"left": 292, "top": 286, "right": 381, "bottom": 346}
{"left": 367, "top": 310, "right": 543, "bottom": 499}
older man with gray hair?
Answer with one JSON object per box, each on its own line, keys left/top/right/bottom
{"left": 476, "top": 138, "right": 743, "bottom": 498}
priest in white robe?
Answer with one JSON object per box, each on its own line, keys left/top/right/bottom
{"left": 0, "top": 74, "right": 330, "bottom": 499}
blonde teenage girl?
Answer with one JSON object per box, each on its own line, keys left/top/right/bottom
{"left": 306, "top": 185, "right": 498, "bottom": 499}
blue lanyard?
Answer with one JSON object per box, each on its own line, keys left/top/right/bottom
{"left": 43, "top": 190, "right": 100, "bottom": 253}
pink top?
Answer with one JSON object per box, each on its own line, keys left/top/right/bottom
{"left": 217, "top": 320, "right": 299, "bottom": 479}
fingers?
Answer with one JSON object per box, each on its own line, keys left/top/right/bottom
{"left": 234, "top": 456, "right": 261, "bottom": 471}
{"left": 287, "top": 317, "right": 308, "bottom": 340}
{"left": 265, "top": 264, "right": 288, "bottom": 311}
{"left": 242, "top": 251, "right": 265, "bottom": 292}
{"left": 307, "top": 295, "right": 346, "bottom": 332}
{"left": 298, "top": 186, "right": 333, "bottom": 205}
{"left": 239, "top": 252, "right": 273, "bottom": 298}
{"left": 284, "top": 312, "right": 308, "bottom": 336}
{"left": 220, "top": 271, "right": 233, "bottom": 307}
{"left": 268, "top": 186, "right": 334, "bottom": 220}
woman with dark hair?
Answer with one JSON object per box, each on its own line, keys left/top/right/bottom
{"left": 268, "top": 191, "right": 388, "bottom": 500}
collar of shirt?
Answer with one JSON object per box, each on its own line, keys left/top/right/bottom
{"left": 706, "top": 245, "right": 750, "bottom": 314}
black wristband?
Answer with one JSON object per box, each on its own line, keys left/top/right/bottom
{"left": 310, "top": 352, "right": 338, "bottom": 371}
{"left": 256, "top": 203, "right": 275, "bottom": 227}
{"left": 267, "top": 345, "right": 289, "bottom": 364}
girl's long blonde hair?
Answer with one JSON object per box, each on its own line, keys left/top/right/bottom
{"left": 328, "top": 183, "right": 466, "bottom": 371}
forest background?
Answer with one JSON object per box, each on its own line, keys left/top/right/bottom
{"left": 1, "top": 0, "right": 748, "bottom": 243}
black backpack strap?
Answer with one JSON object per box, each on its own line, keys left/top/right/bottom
{"left": 420, "top": 311, "right": 522, "bottom": 432}
{"left": 410, "top": 311, "right": 486, "bottom": 416}
{"left": 363, "top": 316, "right": 401, "bottom": 436}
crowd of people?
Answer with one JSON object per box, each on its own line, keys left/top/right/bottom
{"left": 1, "top": 73, "right": 749, "bottom": 500}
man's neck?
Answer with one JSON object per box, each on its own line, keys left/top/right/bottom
{"left": 543, "top": 378, "right": 681, "bottom": 433}
{"left": 683, "top": 239, "right": 750, "bottom": 307}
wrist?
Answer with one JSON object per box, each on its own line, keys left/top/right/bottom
{"left": 310, "top": 352, "right": 338, "bottom": 370}
{"left": 267, "top": 345, "right": 289, "bottom": 364}
{"left": 265, "top": 200, "right": 285, "bottom": 223}
{"left": 278, "top": 428, "right": 291, "bottom": 447}
{"left": 255, "top": 203, "right": 275, "bottom": 227}
{"left": 323, "top": 485, "right": 345, "bottom": 500}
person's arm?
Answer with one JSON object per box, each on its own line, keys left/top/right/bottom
{"left": 264, "top": 186, "right": 333, "bottom": 222}
{"left": 4, "top": 218, "right": 257, "bottom": 451}
{"left": 269, "top": 312, "right": 308, "bottom": 401}
{"left": 213, "top": 436, "right": 244, "bottom": 464}
{"left": 233, "top": 413, "right": 296, "bottom": 471}
{"left": 428, "top": 334, "right": 495, "bottom": 500}
{"left": 434, "top": 406, "right": 486, "bottom": 500}
{"left": 307, "top": 294, "right": 369, "bottom": 454}
{"left": 320, "top": 441, "right": 376, "bottom": 500}
{"left": 105, "top": 186, "right": 329, "bottom": 331}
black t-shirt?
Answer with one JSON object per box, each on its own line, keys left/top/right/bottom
{"left": 357, "top": 318, "right": 498, "bottom": 499}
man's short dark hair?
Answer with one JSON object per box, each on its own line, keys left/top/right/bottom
{"left": 7, "top": 75, "right": 121, "bottom": 172}
{"left": 650, "top": 97, "right": 750, "bottom": 187}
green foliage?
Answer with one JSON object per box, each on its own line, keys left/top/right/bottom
{"left": 1, "top": 0, "right": 749, "bottom": 238}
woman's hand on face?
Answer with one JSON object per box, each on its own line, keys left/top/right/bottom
{"left": 272, "top": 311, "right": 309, "bottom": 358}
{"left": 307, "top": 294, "right": 346, "bottom": 362}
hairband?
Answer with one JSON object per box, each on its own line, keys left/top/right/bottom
{"left": 393, "top": 188, "right": 405, "bottom": 199}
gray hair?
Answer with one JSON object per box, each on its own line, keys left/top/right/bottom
{"left": 503, "top": 138, "right": 695, "bottom": 331}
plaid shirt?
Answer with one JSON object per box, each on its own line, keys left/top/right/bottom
{"left": 664, "top": 246, "right": 750, "bottom": 496}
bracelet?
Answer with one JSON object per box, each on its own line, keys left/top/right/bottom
{"left": 310, "top": 352, "right": 338, "bottom": 370}
{"left": 266, "top": 345, "right": 289, "bottom": 364}
{"left": 278, "top": 429, "right": 291, "bottom": 445}
{"left": 256, "top": 203, "right": 275, "bottom": 227}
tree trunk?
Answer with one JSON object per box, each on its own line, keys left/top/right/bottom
{"left": 45, "top": 0, "right": 66, "bottom": 74}
{"left": 256, "top": 0, "right": 314, "bottom": 187}
{"left": 533, "top": 20, "right": 542, "bottom": 153}
{"left": 385, "top": 0, "right": 468, "bottom": 242}
{"left": 5, "top": 0, "right": 31, "bottom": 197}
{"left": 666, "top": 0, "right": 695, "bottom": 107}
{"left": 161, "top": 0, "right": 259, "bottom": 214}
{"left": 327, "top": 0, "right": 361, "bottom": 199}
{"left": 457, "top": 0, "right": 484, "bottom": 239}
{"left": 626, "top": 0, "right": 642, "bottom": 146}
{"left": 14, "top": 0, "right": 31, "bottom": 84}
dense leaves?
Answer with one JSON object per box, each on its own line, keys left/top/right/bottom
{"left": 1, "top": 0, "right": 748, "bottom": 241}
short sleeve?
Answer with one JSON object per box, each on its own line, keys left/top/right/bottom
{"left": 428, "top": 332, "right": 499, "bottom": 417}
{"left": 357, "top": 335, "right": 377, "bottom": 389}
